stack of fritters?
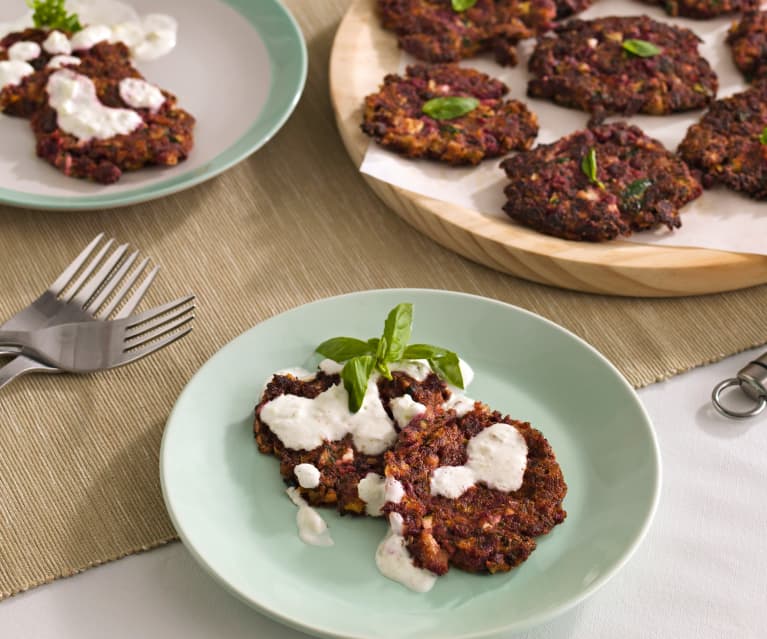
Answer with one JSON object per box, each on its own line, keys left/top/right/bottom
{"left": 0, "top": 28, "right": 195, "bottom": 184}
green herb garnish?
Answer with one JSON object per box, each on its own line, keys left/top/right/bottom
{"left": 315, "top": 303, "right": 464, "bottom": 413}
{"left": 27, "top": 0, "right": 82, "bottom": 32}
{"left": 581, "top": 148, "right": 605, "bottom": 189}
{"left": 620, "top": 178, "right": 653, "bottom": 212}
{"left": 451, "top": 0, "right": 478, "bottom": 11}
{"left": 760, "top": 126, "right": 767, "bottom": 145}
{"left": 622, "top": 39, "right": 660, "bottom": 58}
{"left": 422, "top": 96, "right": 479, "bottom": 120}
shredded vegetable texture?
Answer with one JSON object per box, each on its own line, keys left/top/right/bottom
{"left": 27, "top": 0, "right": 82, "bottom": 32}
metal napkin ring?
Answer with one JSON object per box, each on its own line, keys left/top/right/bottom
{"left": 712, "top": 352, "right": 767, "bottom": 419}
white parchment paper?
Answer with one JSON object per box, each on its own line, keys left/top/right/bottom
{"left": 360, "top": 1, "right": 767, "bottom": 255}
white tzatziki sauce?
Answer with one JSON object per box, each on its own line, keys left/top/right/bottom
{"left": 259, "top": 377, "right": 397, "bottom": 456}
{"left": 0, "top": 60, "right": 34, "bottom": 88}
{"left": 430, "top": 423, "right": 528, "bottom": 499}
{"left": 286, "top": 488, "right": 333, "bottom": 547}
{"left": 47, "top": 55, "right": 81, "bottom": 70}
{"left": 376, "top": 513, "right": 437, "bottom": 593}
{"left": 357, "top": 472, "right": 386, "bottom": 516}
{"left": 118, "top": 78, "right": 164, "bottom": 112}
{"left": 318, "top": 358, "right": 343, "bottom": 375}
{"left": 47, "top": 69, "right": 143, "bottom": 140}
{"left": 442, "top": 393, "right": 475, "bottom": 417}
{"left": 389, "top": 394, "right": 426, "bottom": 429}
{"left": 43, "top": 31, "right": 72, "bottom": 55}
{"left": 294, "top": 463, "right": 320, "bottom": 489}
{"left": 8, "top": 41, "right": 41, "bottom": 62}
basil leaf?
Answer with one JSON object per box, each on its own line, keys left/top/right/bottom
{"left": 342, "top": 355, "right": 374, "bottom": 413}
{"left": 422, "top": 97, "right": 479, "bottom": 121}
{"left": 28, "top": 0, "right": 82, "bottom": 32}
{"left": 367, "top": 338, "right": 380, "bottom": 350}
{"left": 620, "top": 178, "right": 652, "bottom": 213}
{"left": 381, "top": 303, "right": 413, "bottom": 363}
{"left": 622, "top": 39, "right": 660, "bottom": 58}
{"left": 451, "top": 0, "right": 478, "bottom": 11}
{"left": 315, "top": 337, "right": 374, "bottom": 362}
{"left": 403, "top": 343, "right": 450, "bottom": 359}
{"left": 760, "top": 127, "right": 767, "bottom": 145}
{"left": 580, "top": 148, "right": 605, "bottom": 189}
{"left": 429, "top": 352, "right": 464, "bottom": 389}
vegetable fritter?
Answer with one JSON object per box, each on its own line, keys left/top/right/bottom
{"left": 378, "top": 0, "right": 557, "bottom": 66}
{"left": 254, "top": 370, "right": 451, "bottom": 516}
{"left": 642, "top": 0, "right": 758, "bottom": 19}
{"left": 554, "top": 0, "right": 593, "bottom": 19}
{"left": 727, "top": 11, "right": 767, "bottom": 83}
{"left": 527, "top": 15, "right": 718, "bottom": 122}
{"left": 361, "top": 64, "right": 539, "bottom": 165}
{"left": 383, "top": 405, "right": 567, "bottom": 575}
{"left": 500, "top": 123, "right": 703, "bottom": 242}
{"left": 678, "top": 81, "right": 767, "bottom": 200}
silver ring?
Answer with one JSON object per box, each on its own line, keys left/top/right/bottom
{"left": 712, "top": 378, "right": 767, "bottom": 419}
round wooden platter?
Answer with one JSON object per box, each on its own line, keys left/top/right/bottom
{"left": 329, "top": 0, "right": 767, "bottom": 297}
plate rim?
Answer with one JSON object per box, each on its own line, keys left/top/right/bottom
{"left": 160, "top": 288, "right": 662, "bottom": 639}
{"left": 0, "top": 0, "right": 307, "bottom": 211}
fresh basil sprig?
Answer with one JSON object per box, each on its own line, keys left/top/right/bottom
{"left": 315, "top": 303, "right": 464, "bottom": 413}
{"left": 451, "top": 0, "right": 478, "bottom": 11}
{"left": 622, "top": 39, "right": 660, "bottom": 58}
{"left": 581, "top": 147, "right": 605, "bottom": 189}
{"left": 27, "top": 0, "right": 82, "bottom": 32}
{"left": 422, "top": 96, "right": 479, "bottom": 120}
{"left": 760, "top": 126, "right": 767, "bottom": 145}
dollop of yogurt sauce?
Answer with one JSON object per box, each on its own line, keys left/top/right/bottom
{"left": 286, "top": 488, "right": 333, "bottom": 547}
{"left": 431, "top": 423, "right": 528, "bottom": 499}
{"left": 47, "top": 69, "right": 142, "bottom": 141}
{"left": 376, "top": 513, "right": 437, "bottom": 593}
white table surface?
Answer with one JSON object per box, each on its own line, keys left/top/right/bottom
{"left": 2, "top": 347, "right": 765, "bottom": 639}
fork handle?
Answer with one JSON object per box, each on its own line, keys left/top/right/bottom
{"left": 0, "top": 346, "right": 22, "bottom": 357}
{"left": 0, "top": 356, "right": 59, "bottom": 391}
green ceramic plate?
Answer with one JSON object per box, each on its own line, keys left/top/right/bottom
{"left": 161, "top": 289, "right": 661, "bottom": 639}
{"left": 0, "top": 0, "right": 306, "bottom": 210}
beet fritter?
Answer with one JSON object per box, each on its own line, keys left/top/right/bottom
{"left": 1, "top": 41, "right": 139, "bottom": 118}
{"left": 554, "top": 0, "right": 593, "bottom": 19}
{"left": 378, "top": 0, "right": 556, "bottom": 66}
{"left": 383, "top": 405, "right": 566, "bottom": 575}
{"left": 678, "top": 82, "right": 767, "bottom": 200}
{"left": 255, "top": 370, "right": 450, "bottom": 516}
{"left": 527, "top": 16, "right": 718, "bottom": 121}
{"left": 642, "top": 0, "right": 758, "bottom": 19}
{"left": 361, "top": 64, "right": 538, "bottom": 165}
{"left": 727, "top": 11, "right": 767, "bottom": 82}
{"left": 500, "top": 123, "right": 702, "bottom": 242}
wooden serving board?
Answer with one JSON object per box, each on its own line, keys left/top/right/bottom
{"left": 329, "top": 0, "right": 767, "bottom": 297}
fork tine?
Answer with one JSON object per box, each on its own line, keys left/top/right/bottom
{"left": 48, "top": 233, "right": 105, "bottom": 296}
{"left": 115, "top": 326, "right": 193, "bottom": 368}
{"left": 125, "top": 303, "right": 195, "bottom": 341}
{"left": 61, "top": 238, "right": 114, "bottom": 302}
{"left": 115, "top": 266, "right": 160, "bottom": 319}
{"left": 89, "top": 250, "right": 139, "bottom": 315}
{"left": 124, "top": 313, "right": 195, "bottom": 350}
{"left": 111, "top": 263, "right": 159, "bottom": 319}
{"left": 124, "top": 295, "right": 196, "bottom": 329}
{"left": 73, "top": 243, "right": 129, "bottom": 308}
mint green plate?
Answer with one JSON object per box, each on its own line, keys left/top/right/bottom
{"left": 160, "top": 289, "right": 661, "bottom": 639}
{"left": 0, "top": 0, "right": 306, "bottom": 210}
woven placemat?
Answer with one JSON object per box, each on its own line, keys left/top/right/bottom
{"left": 1, "top": 0, "right": 766, "bottom": 601}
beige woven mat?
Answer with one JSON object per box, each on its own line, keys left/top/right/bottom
{"left": 1, "top": 0, "right": 766, "bottom": 601}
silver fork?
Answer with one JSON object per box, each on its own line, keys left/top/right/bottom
{"left": 0, "top": 296, "right": 195, "bottom": 373}
{"left": 0, "top": 234, "right": 158, "bottom": 390}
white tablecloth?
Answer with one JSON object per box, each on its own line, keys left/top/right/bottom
{"left": 1, "top": 348, "right": 765, "bottom": 639}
